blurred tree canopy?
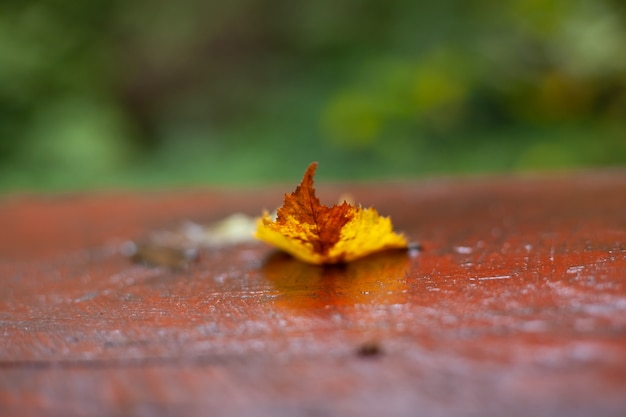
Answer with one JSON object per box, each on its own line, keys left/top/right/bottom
{"left": 1, "top": 0, "right": 625, "bottom": 191}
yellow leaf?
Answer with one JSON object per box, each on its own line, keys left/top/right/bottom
{"left": 255, "top": 162, "right": 407, "bottom": 264}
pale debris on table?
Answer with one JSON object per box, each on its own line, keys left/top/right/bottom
{"left": 122, "top": 213, "right": 258, "bottom": 268}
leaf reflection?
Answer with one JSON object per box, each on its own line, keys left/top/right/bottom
{"left": 261, "top": 250, "right": 410, "bottom": 312}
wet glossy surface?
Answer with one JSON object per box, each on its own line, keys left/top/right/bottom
{"left": 1, "top": 171, "right": 626, "bottom": 416}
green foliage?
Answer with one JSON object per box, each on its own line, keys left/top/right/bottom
{"left": 0, "top": 0, "right": 624, "bottom": 191}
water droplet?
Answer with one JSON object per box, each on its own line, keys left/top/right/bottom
{"left": 567, "top": 265, "right": 584, "bottom": 274}
{"left": 455, "top": 246, "right": 473, "bottom": 254}
{"left": 214, "top": 273, "right": 227, "bottom": 284}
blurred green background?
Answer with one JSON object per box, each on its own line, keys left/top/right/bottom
{"left": 1, "top": 0, "right": 625, "bottom": 192}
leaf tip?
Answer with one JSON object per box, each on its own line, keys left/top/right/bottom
{"left": 301, "top": 161, "right": 319, "bottom": 186}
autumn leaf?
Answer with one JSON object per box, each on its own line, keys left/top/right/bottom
{"left": 255, "top": 162, "right": 408, "bottom": 264}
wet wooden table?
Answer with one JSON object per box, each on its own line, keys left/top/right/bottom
{"left": 1, "top": 170, "right": 626, "bottom": 417}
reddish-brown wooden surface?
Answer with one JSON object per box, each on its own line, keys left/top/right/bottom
{"left": 1, "top": 171, "right": 626, "bottom": 417}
